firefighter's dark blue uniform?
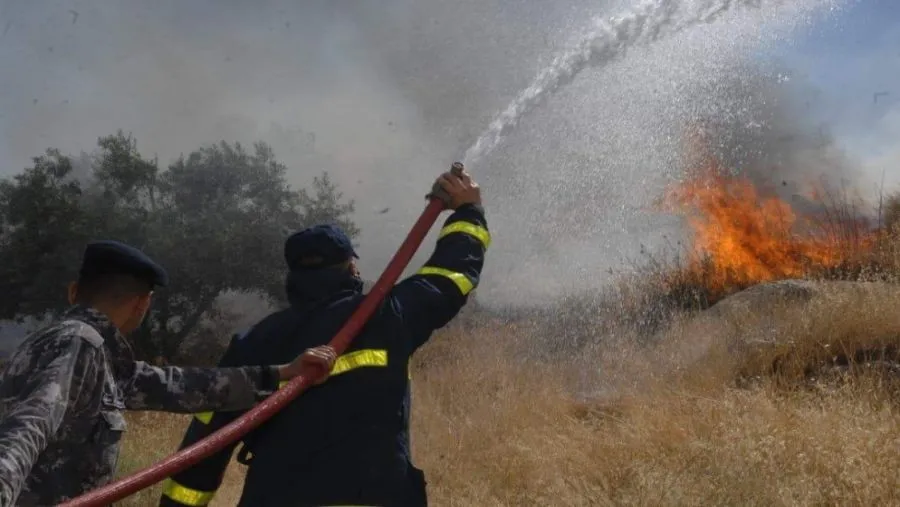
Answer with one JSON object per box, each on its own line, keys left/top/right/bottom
{"left": 158, "top": 203, "right": 489, "bottom": 507}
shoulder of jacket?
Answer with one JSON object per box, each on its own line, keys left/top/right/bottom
{"left": 329, "top": 293, "right": 369, "bottom": 317}
{"left": 58, "top": 319, "right": 105, "bottom": 348}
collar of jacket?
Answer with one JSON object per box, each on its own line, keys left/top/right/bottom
{"left": 62, "top": 304, "right": 137, "bottom": 371}
{"left": 285, "top": 267, "right": 363, "bottom": 307}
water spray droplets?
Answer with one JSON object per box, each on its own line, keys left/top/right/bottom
{"left": 462, "top": 0, "right": 813, "bottom": 167}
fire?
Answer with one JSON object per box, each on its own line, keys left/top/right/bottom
{"left": 663, "top": 148, "right": 865, "bottom": 291}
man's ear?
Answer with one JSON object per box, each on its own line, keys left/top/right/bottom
{"left": 67, "top": 282, "right": 78, "bottom": 305}
{"left": 138, "top": 291, "right": 154, "bottom": 314}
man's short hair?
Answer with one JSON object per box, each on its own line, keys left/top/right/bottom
{"left": 75, "top": 272, "right": 154, "bottom": 305}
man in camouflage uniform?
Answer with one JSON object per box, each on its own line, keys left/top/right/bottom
{"left": 0, "top": 240, "right": 337, "bottom": 506}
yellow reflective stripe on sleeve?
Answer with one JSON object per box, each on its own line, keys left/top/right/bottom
{"left": 194, "top": 411, "right": 213, "bottom": 424}
{"left": 416, "top": 266, "right": 475, "bottom": 295}
{"left": 439, "top": 221, "right": 491, "bottom": 249}
{"left": 162, "top": 479, "right": 215, "bottom": 506}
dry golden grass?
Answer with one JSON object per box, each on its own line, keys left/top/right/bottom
{"left": 115, "top": 283, "right": 900, "bottom": 506}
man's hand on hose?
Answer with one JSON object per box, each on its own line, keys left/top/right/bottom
{"left": 276, "top": 345, "right": 337, "bottom": 385}
{"left": 436, "top": 168, "right": 482, "bottom": 210}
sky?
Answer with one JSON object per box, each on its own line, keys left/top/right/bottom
{"left": 778, "top": 0, "right": 900, "bottom": 192}
{"left": 0, "top": 0, "right": 897, "bottom": 308}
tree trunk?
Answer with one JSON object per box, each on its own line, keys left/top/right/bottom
{"left": 164, "top": 293, "right": 219, "bottom": 363}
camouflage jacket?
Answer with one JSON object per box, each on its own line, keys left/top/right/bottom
{"left": 0, "top": 305, "right": 281, "bottom": 506}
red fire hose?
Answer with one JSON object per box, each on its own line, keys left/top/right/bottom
{"left": 58, "top": 163, "right": 465, "bottom": 507}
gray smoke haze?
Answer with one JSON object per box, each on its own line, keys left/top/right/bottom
{"left": 0, "top": 0, "right": 891, "bottom": 308}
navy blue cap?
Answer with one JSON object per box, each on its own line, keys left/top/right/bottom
{"left": 284, "top": 224, "right": 358, "bottom": 270}
{"left": 79, "top": 240, "right": 169, "bottom": 288}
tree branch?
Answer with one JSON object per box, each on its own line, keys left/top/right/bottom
{"left": 167, "top": 292, "right": 219, "bottom": 360}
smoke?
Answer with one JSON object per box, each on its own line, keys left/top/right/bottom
{"left": 793, "top": 7, "right": 900, "bottom": 199}
{"left": 0, "top": 0, "right": 462, "bottom": 275}
{"left": 0, "top": 0, "right": 893, "bottom": 309}
{"left": 677, "top": 64, "right": 866, "bottom": 208}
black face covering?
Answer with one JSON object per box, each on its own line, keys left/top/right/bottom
{"left": 285, "top": 266, "right": 364, "bottom": 307}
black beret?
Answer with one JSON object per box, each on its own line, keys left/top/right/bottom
{"left": 284, "top": 224, "right": 358, "bottom": 270}
{"left": 79, "top": 240, "right": 169, "bottom": 288}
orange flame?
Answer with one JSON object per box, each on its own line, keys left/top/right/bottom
{"left": 662, "top": 144, "right": 870, "bottom": 292}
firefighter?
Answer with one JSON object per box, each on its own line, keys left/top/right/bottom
{"left": 158, "top": 168, "right": 488, "bottom": 507}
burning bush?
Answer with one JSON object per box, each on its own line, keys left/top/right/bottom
{"left": 655, "top": 143, "right": 899, "bottom": 311}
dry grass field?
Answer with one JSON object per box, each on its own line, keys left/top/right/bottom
{"left": 116, "top": 283, "right": 900, "bottom": 506}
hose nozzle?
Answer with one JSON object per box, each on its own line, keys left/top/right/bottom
{"left": 427, "top": 162, "right": 466, "bottom": 208}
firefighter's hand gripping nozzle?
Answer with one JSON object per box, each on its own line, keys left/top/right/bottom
{"left": 426, "top": 162, "right": 466, "bottom": 210}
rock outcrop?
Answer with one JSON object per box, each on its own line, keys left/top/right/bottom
{"left": 684, "top": 279, "right": 900, "bottom": 380}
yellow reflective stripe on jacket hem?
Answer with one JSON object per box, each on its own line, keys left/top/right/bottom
{"left": 439, "top": 221, "right": 491, "bottom": 249}
{"left": 416, "top": 266, "right": 475, "bottom": 295}
{"left": 162, "top": 479, "right": 215, "bottom": 506}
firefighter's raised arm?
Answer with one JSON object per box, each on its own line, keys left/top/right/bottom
{"left": 390, "top": 167, "right": 489, "bottom": 351}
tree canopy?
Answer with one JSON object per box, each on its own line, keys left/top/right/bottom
{"left": 0, "top": 131, "right": 358, "bottom": 361}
